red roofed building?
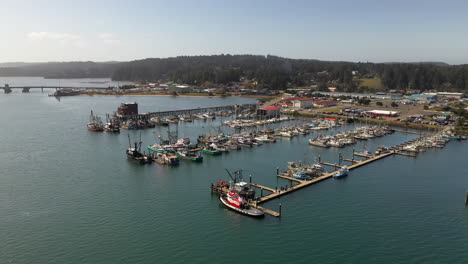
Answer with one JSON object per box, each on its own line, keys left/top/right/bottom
{"left": 314, "top": 100, "right": 337, "bottom": 107}
{"left": 257, "top": 106, "right": 281, "bottom": 118}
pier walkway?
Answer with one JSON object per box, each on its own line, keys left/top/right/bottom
{"left": 249, "top": 151, "right": 396, "bottom": 217}
{"left": 119, "top": 104, "right": 257, "bottom": 120}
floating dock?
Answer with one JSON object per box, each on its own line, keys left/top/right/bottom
{"left": 249, "top": 151, "right": 396, "bottom": 217}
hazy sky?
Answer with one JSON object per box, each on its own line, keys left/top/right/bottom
{"left": 1, "top": 0, "right": 468, "bottom": 64}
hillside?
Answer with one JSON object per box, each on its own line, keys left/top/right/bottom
{"left": 0, "top": 55, "right": 467, "bottom": 92}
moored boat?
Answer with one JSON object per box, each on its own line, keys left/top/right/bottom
{"left": 219, "top": 192, "right": 264, "bottom": 217}
{"left": 202, "top": 146, "right": 222, "bottom": 155}
{"left": 333, "top": 166, "right": 349, "bottom": 178}
{"left": 308, "top": 138, "right": 330, "bottom": 148}
{"left": 176, "top": 149, "right": 203, "bottom": 162}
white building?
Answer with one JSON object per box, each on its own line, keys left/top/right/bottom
{"left": 292, "top": 99, "right": 315, "bottom": 109}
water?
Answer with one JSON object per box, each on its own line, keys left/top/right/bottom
{"left": 0, "top": 77, "right": 134, "bottom": 88}
{"left": 0, "top": 82, "right": 467, "bottom": 264}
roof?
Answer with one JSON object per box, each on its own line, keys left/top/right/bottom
{"left": 283, "top": 97, "right": 319, "bottom": 102}
{"left": 316, "top": 100, "right": 336, "bottom": 105}
{"left": 410, "top": 94, "right": 435, "bottom": 98}
{"left": 262, "top": 106, "right": 280, "bottom": 110}
{"left": 367, "top": 110, "right": 399, "bottom": 115}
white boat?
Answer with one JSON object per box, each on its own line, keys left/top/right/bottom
{"left": 219, "top": 192, "right": 264, "bottom": 217}
{"left": 308, "top": 139, "right": 330, "bottom": 148}
{"left": 333, "top": 166, "right": 349, "bottom": 178}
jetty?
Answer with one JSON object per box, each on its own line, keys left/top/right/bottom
{"left": 249, "top": 151, "right": 396, "bottom": 216}
{"left": 118, "top": 104, "right": 257, "bottom": 121}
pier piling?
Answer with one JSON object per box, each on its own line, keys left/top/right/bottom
{"left": 465, "top": 192, "right": 468, "bottom": 207}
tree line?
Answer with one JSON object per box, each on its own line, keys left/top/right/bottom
{"left": 1, "top": 55, "right": 467, "bottom": 92}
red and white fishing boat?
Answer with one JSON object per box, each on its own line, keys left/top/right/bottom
{"left": 219, "top": 192, "right": 264, "bottom": 217}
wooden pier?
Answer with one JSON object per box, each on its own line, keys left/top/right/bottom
{"left": 249, "top": 151, "right": 396, "bottom": 217}
{"left": 353, "top": 153, "right": 372, "bottom": 159}
{"left": 341, "top": 158, "right": 360, "bottom": 163}
{"left": 250, "top": 183, "right": 277, "bottom": 193}
{"left": 277, "top": 174, "right": 303, "bottom": 182}
{"left": 119, "top": 104, "right": 257, "bottom": 120}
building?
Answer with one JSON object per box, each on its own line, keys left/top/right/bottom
{"left": 406, "top": 94, "right": 436, "bottom": 103}
{"left": 436, "top": 92, "right": 465, "bottom": 99}
{"left": 433, "top": 112, "right": 451, "bottom": 122}
{"left": 341, "top": 99, "right": 355, "bottom": 104}
{"left": 117, "top": 102, "right": 138, "bottom": 116}
{"left": 366, "top": 110, "right": 399, "bottom": 117}
{"left": 314, "top": 100, "right": 337, "bottom": 107}
{"left": 257, "top": 106, "right": 281, "bottom": 118}
{"left": 292, "top": 98, "right": 316, "bottom": 109}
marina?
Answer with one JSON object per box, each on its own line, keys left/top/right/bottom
{"left": 1, "top": 91, "right": 467, "bottom": 264}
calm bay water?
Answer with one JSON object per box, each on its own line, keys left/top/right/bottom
{"left": 0, "top": 81, "right": 467, "bottom": 264}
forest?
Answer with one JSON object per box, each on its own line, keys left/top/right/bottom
{"left": 1, "top": 55, "right": 467, "bottom": 92}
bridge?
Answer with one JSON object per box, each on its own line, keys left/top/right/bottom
{"left": 1, "top": 84, "right": 111, "bottom": 93}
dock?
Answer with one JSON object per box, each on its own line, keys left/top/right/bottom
{"left": 341, "top": 158, "right": 360, "bottom": 163}
{"left": 319, "top": 161, "right": 343, "bottom": 168}
{"left": 277, "top": 174, "right": 303, "bottom": 182}
{"left": 395, "top": 152, "right": 417, "bottom": 157}
{"left": 394, "top": 129, "right": 430, "bottom": 136}
{"left": 119, "top": 104, "right": 257, "bottom": 120}
{"left": 250, "top": 183, "right": 276, "bottom": 193}
{"left": 249, "top": 151, "right": 396, "bottom": 217}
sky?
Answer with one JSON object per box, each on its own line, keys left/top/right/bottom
{"left": 1, "top": 0, "right": 468, "bottom": 64}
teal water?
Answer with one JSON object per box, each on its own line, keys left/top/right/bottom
{"left": 1, "top": 90, "right": 467, "bottom": 264}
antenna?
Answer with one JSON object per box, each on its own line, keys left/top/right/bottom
{"left": 225, "top": 168, "right": 235, "bottom": 182}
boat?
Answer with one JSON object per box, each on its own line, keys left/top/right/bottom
{"left": 308, "top": 138, "right": 330, "bottom": 148}
{"left": 219, "top": 192, "right": 264, "bottom": 217}
{"left": 210, "top": 143, "right": 229, "bottom": 152}
{"left": 176, "top": 149, "right": 203, "bottom": 162}
{"left": 87, "top": 110, "right": 104, "bottom": 131}
{"left": 333, "top": 166, "right": 349, "bottom": 178}
{"left": 154, "top": 152, "right": 179, "bottom": 165}
{"left": 126, "top": 134, "right": 152, "bottom": 164}
{"left": 280, "top": 131, "right": 293, "bottom": 138}
{"left": 375, "top": 146, "right": 390, "bottom": 155}
{"left": 104, "top": 123, "right": 120, "bottom": 133}
{"left": 202, "top": 146, "right": 222, "bottom": 155}
{"left": 292, "top": 171, "right": 311, "bottom": 181}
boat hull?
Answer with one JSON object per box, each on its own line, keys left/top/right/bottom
{"left": 219, "top": 196, "right": 264, "bottom": 217}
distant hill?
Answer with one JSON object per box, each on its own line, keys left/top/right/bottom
{"left": 383, "top": 61, "right": 451, "bottom": 67}
{"left": 0, "top": 55, "right": 467, "bottom": 92}
{"left": 0, "top": 61, "right": 120, "bottom": 78}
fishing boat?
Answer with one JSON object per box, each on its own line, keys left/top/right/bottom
{"left": 87, "top": 110, "right": 104, "bottom": 131}
{"left": 280, "top": 131, "right": 293, "bottom": 138}
{"left": 333, "top": 166, "right": 349, "bottom": 178}
{"left": 375, "top": 146, "right": 390, "bottom": 155}
{"left": 104, "top": 123, "right": 120, "bottom": 133}
{"left": 202, "top": 146, "right": 222, "bottom": 155}
{"left": 210, "top": 143, "right": 229, "bottom": 153}
{"left": 219, "top": 192, "right": 264, "bottom": 217}
{"left": 292, "top": 171, "right": 311, "bottom": 181}
{"left": 126, "top": 134, "right": 152, "bottom": 164}
{"left": 154, "top": 152, "right": 179, "bottom": 165}
{"left": 176, "top": 148, "right": 203, "bottom": 162}
{"left": 308, "top": 138, "right": 330, "bottom": 148}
